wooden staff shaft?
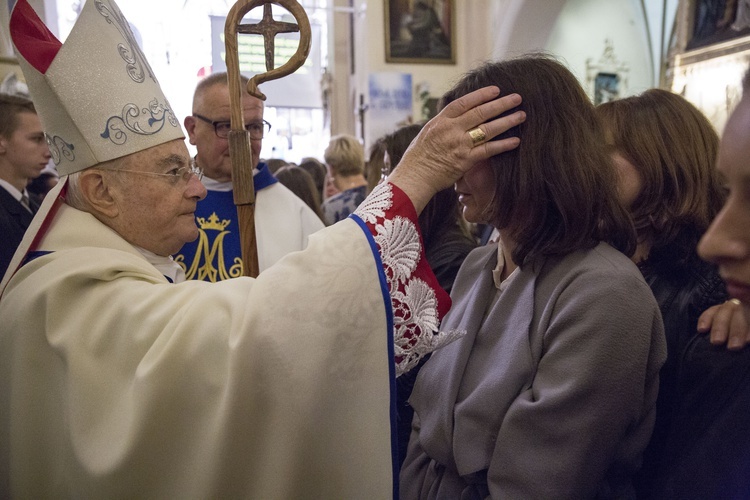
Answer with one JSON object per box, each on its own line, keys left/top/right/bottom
{"left": 228, "top": 129, "right": 259, "bottom": 278}
{"left": 225, "top": 3, "right": 258, "bottom": 278}
{"left": 225, "top": 0, "right": 312, "bottom": 278}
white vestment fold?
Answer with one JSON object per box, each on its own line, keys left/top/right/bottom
{"left": 0, "top": 202, "right": 395, "bottom": 498}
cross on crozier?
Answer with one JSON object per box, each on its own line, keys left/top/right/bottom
{"left": 238, "top": 4, "right": 299, "bottom": 72}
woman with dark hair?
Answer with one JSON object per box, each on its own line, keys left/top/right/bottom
{"left": 597, "top": 89, "right": 726, "bottom": 269}
{"left": 274, "top": 165, "right": 325, "bottom": 223}
{"left": 365, "top": 138, "right": 387, "bottom": 195}
{"left": 400, "top": 55, "right": 666, "bottom": 499}
{"left": 298, "top": 157, "right": 326, "bottom": 203}
{"left": 596, "top": 89, "right": 742, "bottom": 499}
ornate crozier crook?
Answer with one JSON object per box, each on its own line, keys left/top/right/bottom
{"left": 224, "top": 0, "right": 312, "bottom": 277}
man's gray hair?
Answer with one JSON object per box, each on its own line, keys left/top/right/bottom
{"left": 65, "top": 155, "right": 128, "bottom": 211}
{"left": 65, "top": 172, "right": 87, "bottom": 210}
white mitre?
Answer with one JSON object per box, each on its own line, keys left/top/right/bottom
{"left": 10, "top": 0, "right": 184, "bottom": 175}
{"left": 0, "top": 0, "right": 185, "bottom": 294}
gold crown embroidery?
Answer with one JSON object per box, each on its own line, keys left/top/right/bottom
{"left": 175, "top": 212, "right": 242, "bottom": 281}
{"left": 197, "top": 212, "right": 231, "bottom": 231}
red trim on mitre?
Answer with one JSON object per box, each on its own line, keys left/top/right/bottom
{"left": 10, "top": 0, "right": 62, "bottom": 74}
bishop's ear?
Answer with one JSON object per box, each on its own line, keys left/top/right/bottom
{"left": 78, "top": 169, "right": 119, "bottom": 218}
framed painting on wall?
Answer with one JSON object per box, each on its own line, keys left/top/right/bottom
{"left": 689, "top": 0, "right": 750, "bottom": 50}
{"left": 385, "top": 0, "right": 455, "bottom": 64}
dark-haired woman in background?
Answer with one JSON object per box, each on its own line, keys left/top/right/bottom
{"left": 274, "top": 165, "right": 325, "bottom": 223}
{"left": 596, "top": 89, "right": 747, "bottom": 499}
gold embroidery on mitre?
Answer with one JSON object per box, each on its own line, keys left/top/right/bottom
{"left": 175, "top": 212, "right": 241, "bottom": 282}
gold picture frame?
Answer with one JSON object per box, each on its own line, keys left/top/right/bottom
{"left": 385, "top": 0, "right": 455, "bottom": 64}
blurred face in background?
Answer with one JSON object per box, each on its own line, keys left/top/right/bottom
{"left": 324, "top": 165, "right": 340, "bottom": 198}
{"left": 611, "top": 151, "right": 642, "bottom": 210}
{"left": 699, "top": 94, "right": 750, "bottom": 316}
{"left": 185, "top": 83, "right": 264, "bottom": 182}
{"left": 0, "top": 111, "right": 50, "bottom": 188}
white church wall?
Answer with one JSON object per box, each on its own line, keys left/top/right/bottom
{"left": 546, "top": 0, "right": 654, "bottom": 99}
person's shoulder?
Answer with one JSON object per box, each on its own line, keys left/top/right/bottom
{"left": 0, "top": 185, "right": 17, "bottom": 207}
{"left": 261, "top": 181, "right": 294, "bottom": 199}
{"left": 322, "top": 191, "right": 346, "bottom": 207}
{"left": 259, "top": 183, "right": 309, "bottom": 212}
{"left": 566, "top": 242, "right": 642, "bottom": 277}
{"left": 454, "top": 243, "right": 496, "bottom": 275}
{"left": 259, "top": 183, "right": 325, "bottom": 226}
{"left": 542, "top": 243, "right": 651, "bottom": 298}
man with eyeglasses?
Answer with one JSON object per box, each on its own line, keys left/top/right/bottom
{"left": 0, "top": 0, "right": 525, "bottom": 497}
{"left": 176, "top": 72, "right": 324, "bottom": 280}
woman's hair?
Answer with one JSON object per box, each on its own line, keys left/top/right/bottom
{"left": 383, "top": 123, "right": 472, "bottom": 248}
{"left": 596, "top": 89, "right": 725, "bottom": 268}
{"left": 365, "top": 138, "right": 387, "bottom": 194}
{"left": 324, "top": 134, "right": 365, "bottom": 177}
{"left": 441, "top": 54, "right": 636, "bottom": 265}
{"left": 264, "top": 158, "right": 289, "bottom": 174}
{"left": 298, "top": 157, "right": 326, "bottom": 200}
{"left": 383, "top": 123, "right": 423, "bottom": 169}
{"left": 274, "top": 165, "right": 325, "bottom": 222}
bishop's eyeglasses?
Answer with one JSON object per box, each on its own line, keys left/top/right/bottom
{"left": 192, "top": 113, "right": 272, "bottom": 140}
{"left": 100, "top": 159, "right": 204, "bottom": 184}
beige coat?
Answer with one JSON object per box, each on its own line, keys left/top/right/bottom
{"left": 402, "top": 243, "right": 667, "bottom": 499}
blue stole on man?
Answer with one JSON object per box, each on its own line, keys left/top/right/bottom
{"left": 173, "top": 163, "right": 277, "bottom": 282}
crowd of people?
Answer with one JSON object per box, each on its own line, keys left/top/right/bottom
{"left": 1, "top": 0, "right": 750, "bottom": 498}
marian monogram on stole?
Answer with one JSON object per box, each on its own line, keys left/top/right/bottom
{"left": 175, "top": 212, "right": 243, "bottom": 281}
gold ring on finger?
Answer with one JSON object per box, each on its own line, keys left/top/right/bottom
{"left": 468, "top": 126, "right": 487, "bottom": 146}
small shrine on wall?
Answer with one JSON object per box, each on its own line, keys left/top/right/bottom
{"left": 585, "top": 39, "right": 630, "bottom": 106}
{"left": 668, "top": 0, "right": 750, "bottom": 134}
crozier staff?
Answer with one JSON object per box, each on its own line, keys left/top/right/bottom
{"left": 223, "top": 0, "right": 312, "bottom": 277}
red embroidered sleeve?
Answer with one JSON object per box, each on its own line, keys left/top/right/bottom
{"left": 354, "top": 182, "right": 465, "bottom": 376}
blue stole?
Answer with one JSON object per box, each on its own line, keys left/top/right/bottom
{"left": 173, "top": 163, "right": 277, "bottom": 282}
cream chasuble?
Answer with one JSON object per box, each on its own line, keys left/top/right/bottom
{"left": 0, "top": 182, "right": 461, "bottom": 498}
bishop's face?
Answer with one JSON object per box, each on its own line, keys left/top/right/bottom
{"left": 699, "top": 93, "right": 750, "bottom": 318}
{"left": 105, "top": 139, "right": 207, "bottom": 256}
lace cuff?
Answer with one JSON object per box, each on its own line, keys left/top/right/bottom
{"left": 353, "top": 182, "right": 465, "bottom": 376}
